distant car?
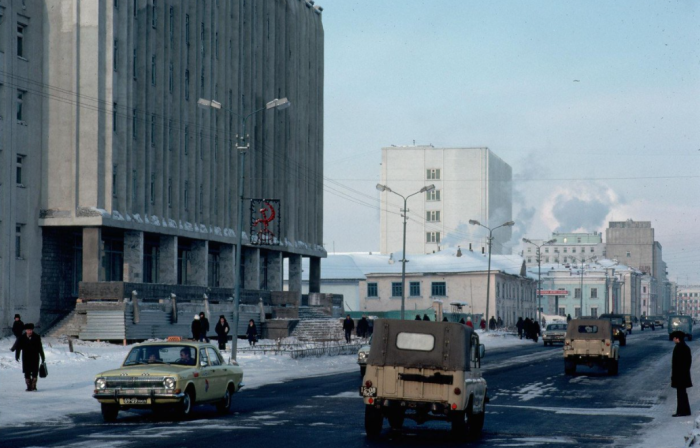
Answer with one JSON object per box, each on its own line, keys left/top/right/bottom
{"left": 640, "top": 316, "right": 655, "bottom": 331}
{"left": 653, "top": 316, "right": 665, "bottom": 329}
{"left": 357, "top": 336, "right": 372, "bottom": 377}
{"left": 668, "top": 315, "right": 693, "bottom": 341}
{"left": 93, "top": 341, "right": 244, "bottom": 422}
{"left": 542, "top": 323, "right": 567, "bottom": 346}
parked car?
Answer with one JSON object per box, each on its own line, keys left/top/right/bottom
{"left": 361, "top": 320, "right": 487, "bottom": 440}
{"left": 357, "top": 336, "right": 372, "bottom": 377}
{"left": 640, "top": 316, "right": 655, "bottom": 331}
{"left": 564, "top": 319, "right": 619, "bottom": 376}
{"left": 668, "top": 315, "right": 693, "bottom": 341}
{"left": 542, "top": 323, "right": 567, "bottom": 346}
{"left": 93, "top": 341, "right": 244, "bottom": 422}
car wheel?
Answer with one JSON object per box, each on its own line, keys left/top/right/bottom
{"left": 360, "top": 366, "right": 366, "bottom": 378}
{"left": 564, "top": 360, "right": 576, "bottom": 375}
{"left": 101, "top": 403, "right": 119, "bottom": 423}
{"left": 450, "top": 410, "right": 467, "bottom": 436}
{"left": 365, "top": 405, "right": 383, "bottom": 437}
{"left": 608, "top": 359, "right": 619, "bottom": 376}
{"left": 180, "top": 388, "right": 194, "bottom": 418}
{"left": 466, "top": 401, "right": 485, "bottom": 441}
{"left": 216, "top": 386, "right": 233, "bottom": 414}
{"left": 388, "top": 408, "right": 405, "bottom": 430}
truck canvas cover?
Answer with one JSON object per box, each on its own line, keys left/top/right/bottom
{"left": 566, "top": 319, "right": 613, "bottom": 340}
{"left": 367, "top": 319, "right": 472, "bottom": 371}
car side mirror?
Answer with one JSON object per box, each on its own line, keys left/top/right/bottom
{"left": 479, "top": 344, "right": 486, "bottom": 359}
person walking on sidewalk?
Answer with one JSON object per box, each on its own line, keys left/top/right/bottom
{"left": 342, "top": 315, "right": 355, "bottom": 343}
{"left": 671, "top": 331, "right": 692, "bottom": 417}
{"left": 14, "top": 323, "right": 45, "bottom": 392}
{"left": 10, "top": 314, "right": 24, "bottom": 352}
{"left": 215, "top": 315, "right": 230, "bottom": 351}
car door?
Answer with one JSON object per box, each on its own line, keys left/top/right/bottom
{"left": 197, "top": 348, "right": 214, "bottom": 402}
{"left": 206, "top": 347, "right": 226, "bottom": 398}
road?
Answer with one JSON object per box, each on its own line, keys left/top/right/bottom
{"left": 3, "top": 327, "right": 687, "bottom": 448}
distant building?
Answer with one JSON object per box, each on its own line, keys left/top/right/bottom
{"left": 522, "top": 232, "right": 605, "bottom": 267}
{"left": 379, "top": 146, "right": 512, "bottom": 256}
{"left": 677, "top": 286, "right": 700, "bottom": 319}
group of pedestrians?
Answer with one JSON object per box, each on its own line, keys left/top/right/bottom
{"left": 191, "top": 313, "right": 260, "bottom": 350}
{"left": 515, "top": 317, "right": 541, "bottom": 342}
{"left": 342, "top": 315, "right": 372, "bottom": 343}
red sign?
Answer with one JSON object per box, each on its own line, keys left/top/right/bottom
{"left": 538, "top": 290, "right": 569, "bottom": 296}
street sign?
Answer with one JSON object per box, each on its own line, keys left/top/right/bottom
{"left": 538, "top": 290, "right": 569, "bottom": 296}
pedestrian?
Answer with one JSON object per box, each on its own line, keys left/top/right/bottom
{"left": 423, "top": 314, "right": 430, "bottom": 321}
{"left": 497, "top": 316, "right": 503, "bottom": 328}
{"left": 567, "top": 314, "right": 572, "bottom": 323}
{"left": 191, "top": 314, "right": 201, "bottom": 341}
{"left": 246, "top": 319, "right": 258, "bottom": 347}
{"left": 459, "top": 318, "right": 466, "bottom": 324}
{"left": 14, "top": 323, "right": 45, "bottom": 392}
{"left": 480, "top": 318, "right": 486, "bottom": 330}
{"left": 532, "top": 320, "right": 541, "bottom": 343}
{"left": 415, "top": 315, "right": 422, "bottom": 320}
{"left": 342, "top": 315, "right": 355, "bottom": 343}
{"left": 516, "top": 317, "right": 524, "bottom": 339}
{"left": 524, "top": 318, "right": 532, "bottom": 339}
{"left": 671, "top": 331, "right": 692, "bottom": 417}
{"left": 10, "top": 314, "right": 24, "bottom": 352}
{"left": 215, "top": 315, "right": 230, "bottom": 351}
{"left": 357, "top": 316, "right": 369, "bottom": 338}
{"left": 466, "top": 318, "right": 474, "bottom": 329}
{"left": 442, "top": 316, "right": 449, "bottom": 322}
{"left": 489, "top": 316, "right": 496, "bottom": 331}
{"left": 199, "top": 312, "right": 210, "bottom": 342}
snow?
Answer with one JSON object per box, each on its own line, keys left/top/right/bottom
{"left": 0, "top": 337, "right": 357, "bottom": 428}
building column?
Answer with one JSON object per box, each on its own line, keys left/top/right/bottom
{"left": 219, "top": 244, "right": 235, "bottom": 288}
{"left": 309, "top": 256, "right": 321, "bottom": 293}
{"left": 82, "top": 227, "right": 102, "bottom": 282}
{"left": 123, "top": 231, "right": 144, "bottom": 283}
{"left": 243, "top": 247, "right": 260, "bottom": 290}
{"left": 189, "top": 240, "right": 209, "bottom": 286}
{"left": 288, "top": 254, "right": 303, "bottom": 293}
{"left": 266, "top": 251, "right": 283, "bottom": 291}
{"left": 158, "top": 235, "right": 178, "bottom": 285}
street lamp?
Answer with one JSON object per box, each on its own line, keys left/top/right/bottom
{"left": 199, "top": 96, "right": 291, "bottom": 358}
{"left": 523, "top": 238, "right": 557, "bottom": 323}
{"left": 571, "top": 256, "right": 597, "bottom": 318}
{"left": 376, "top": 183, "right": 435, "bottom": 320}
{"left": 468, "top": 219, "right": 515, "bottom": 332}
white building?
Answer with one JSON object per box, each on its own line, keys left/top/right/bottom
{"left": 521, "top": 232, "right": 606, "bottom": 267}
{"left": 379, "top": 146, "right": 512, "bottom": 256}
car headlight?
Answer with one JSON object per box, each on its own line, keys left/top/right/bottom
{"left": 358, "top": 352, "right": 368, "bottom": 361}
{"left": 95, "top": 377, "right": 107, "bottom": 390}
{"left": 163, "top": 377, "right": 176, "bottom": 390}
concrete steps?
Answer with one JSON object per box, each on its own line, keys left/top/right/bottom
{"left": 291, "top": 318, "right": 344, "bottom": 341}
{"left": 46, "top": 310, "right": 85, "bottom": 338}
{"left": 298, "top": 306, "right": 331, "bottom": 320}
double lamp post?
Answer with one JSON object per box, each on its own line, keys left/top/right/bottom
{"left": 522, "top": 238, "right": 557, "bottom": 323}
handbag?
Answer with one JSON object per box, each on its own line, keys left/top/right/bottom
{"left": 39, "top": 362, "right": 48, "bottom": 378}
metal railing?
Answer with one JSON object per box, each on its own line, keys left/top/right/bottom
{"left": 237, "top": 339, "right": 366, "bottom": 359}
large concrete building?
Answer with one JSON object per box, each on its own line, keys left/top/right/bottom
{"left": 521, "top": 232, "right": 606, "bottom": 267}
{"left": 2, "top": 0, "right": 325, "bottom": 335}
{"left": 379, "top": 146, "right": 512, "bottom": 256}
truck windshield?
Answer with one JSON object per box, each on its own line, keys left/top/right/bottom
{"left": 396, "top": 332, "right": 435, "bottom": 351}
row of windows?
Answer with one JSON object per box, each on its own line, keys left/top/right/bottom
{"left": 679, "top": 293, "right": 700, "bottom": 298}
{"left": 367, "top": 281, "right": 446, "bottom": 298}
{"left": 527, "top": 246, "right": 596, "bottom": 254}
{"left": 526, "top": 256, "right": 591, "bottom": 264}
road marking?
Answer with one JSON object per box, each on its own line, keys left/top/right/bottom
{"left": 488, "top": 403, "right": 656, "bottom": 417}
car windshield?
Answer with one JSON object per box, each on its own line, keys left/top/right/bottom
{"left": 607, "top": 317, "right": 623, "bottom": 325}
{"left": 123, "top": 345, "right": 198, "bottom": 366}
{"left": 547, "top": 324, "right": 567, "bottom": 331}
{"left": 671, "top": 317, "right": 691, "bottom": 326}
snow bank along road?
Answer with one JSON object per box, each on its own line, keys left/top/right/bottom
{"left": 2, "top": 328, "right": 696, "bottom": 448}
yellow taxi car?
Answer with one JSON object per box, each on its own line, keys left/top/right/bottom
{"left": 93, "top": 341, "right": 244, "bottom": 422}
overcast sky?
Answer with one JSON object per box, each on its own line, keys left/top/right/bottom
{"left": 320, "top": 0, "right": 700, "bottom": 284}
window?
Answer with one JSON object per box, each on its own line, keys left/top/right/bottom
{"left": 391, "top": 282, "right": 403, "bottom": 297}
{"left": 150, "top": 114, "right": 156, "bottom": 145}
{"left": 558, "top": 307, "right": 566, "bottom": 317}
{"left": 113, "top": 103, "right": 117, "bottom": 132}
{"left": 184, "top": 126, "right": 189, "bottom": 154}
{"left": 527, "top": 257, "right": 532, "bottom": 263}
{"left": 563, "top": 248, "right": 568, "bottom": 253}
{"left": 544, "top": 248, "right": 549, "bottom": 253}
{"left": 574, "top": 307, "right": 581, "bottom": 318}
{"left": 426, "top": 210, "right": 441, "bottom": 222}
{"left": 133, "top": 0, "right": 137, "bottom": 16}
{"left": 15, "top": 225, "right": 22, "bottom": 258}
{"left": 150, "top": 173, "right": 155, "bottom": 204}
{"left": 545, "top": 257, "right": 549, "bottom": 262}
{"left": 426, "top": 189, "right": 441, "bottom": 201}
{"left": 572, "top": 248, "right": 576, "bottom": 253}
{"left": 16, "top": 90, "right": 25, "bottom": 121}
{"left": 426, "top": 168, "right": 440, "bottom": 180}
{"left": 626, "top": 251, "right": 631, "bottom": 258}
{"left": 113, "top": 39, "right": 118, "bottom": 70}
{"left": 367, "top": 283, "right": 378, "bottom": 297}
{"left": 151, "top": 55, "right": 156, "bottom": 85}
{"left": 431, "top": 282, "right": 446, "bottom": 297}
{"left": 643, "top": 286, "right": 647, "bottom": 293}
{"left": 574, "top": 288, "right": 581, "bottom": 299}
{"left": 409, "top": 282, "right": 421, "bottom": 297}
{"left": 185, "top": 14, "right": 190, "bottom": 45}
{"left": 151, "top": 0, "right": 157, "bottom": 28}
{"left": 184, "top": 70, "right": 190, "bottom": 100}
{"left": 591, "top": 288, "right": 598, "bottom": 298}
{"left": 396, "top": 333, "right": 435, "bottom": 352}
{"left": 167, "top": 178, "right": 172, "bottom": 207}
{"left": 168, "top": 63, "right": 173, "bottom": 92}
{"left": 426, "top": 232, "right": 441, "bottom": 243}
{"left": 590, "top": 247, "right": 594, "bottom": 253}
{"left": 133, "top": 48, "right": 137, "bottom": 79}
{"left": 115, "top": 0, "right": 119, "bottom": 9}
{"left": 590, "top": 307, "right": 598, "bottom": 318}
{"left": 16, "top": 156, "right": 24, "bottom": 185}
{"left": 113, "top": 165, "right": 118, "bottom": 197}
{"left": 17, "top": 24, "right": 25, "bottom": 58}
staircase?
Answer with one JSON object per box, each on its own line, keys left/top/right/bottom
{"left": 46, "top": 310, "right": 85, "bottom": 338}
{"left": 291, "top": 318, "right": 344, "bottom": 341}
{"left": 298, "top": 306, "right": 331, "bottom": 319}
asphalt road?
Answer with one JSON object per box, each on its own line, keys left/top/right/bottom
{"left": 3, "top": 327, "right": 689, "bottom": 448}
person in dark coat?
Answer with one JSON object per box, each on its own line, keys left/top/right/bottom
{"left": 442, "top": 316, "right": 449, "bottom": 322}
{"left": 215, "top": 315, "right": 230, "bottom": 351}
{"left": 489, "top": 316, "right": 496, "bottom": 331}
{"left": 356, "top": 316, "right": 369, "bottom": 338}
{"left": 415, "top": 315, "right": 422, "bottom": 320}
{"left": 516, "top": 317, "right": 525, "bottom": 339}
{"left": 342, "top": 315, "right": 355, "bottom": 343}
{"left": 10, "top": 314, "right": 24, "bottom": 352}
{"left": 480, "top": 319, "right": 486, "bottom": 330}
{"left": 524, "top": 318, "right": 532, "bottom": 340}
{"left": 497, "top": 316, "right": 503, "bottom": 328}
{"left": 671, "top": 331, "right": 692, "bottom": 417}
{"left": 191, "top": 315, "right": 201, "bottom": 341}
{"left": 14, "top": 323, "right": 45, "bottom": 391}
{"left": 531, "top": 320, "right": 541, "bottom": 343}
{"left": 459, "top": 318, "right": 466, "bottom": 324}
{"left": 422, "top": 314, "right": 430, "bottom": 321}
{"left": 199, "top": 312, "right": 210, "bottom": 342}
{"left": 567, "top": 314, "right": 572, "bottom": 323}
{"left": 246, "top": 319, "right": 258, "bottom": 347}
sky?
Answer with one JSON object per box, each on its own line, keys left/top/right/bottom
{"left": 320, "top": 0, "right": 700, "bottom": 284}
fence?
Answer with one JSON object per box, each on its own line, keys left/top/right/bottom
{"left": 237, "top": 339, "right": 364, "bottom": 359}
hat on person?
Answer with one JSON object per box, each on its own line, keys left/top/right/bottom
{"left": 24, "top": 323, "right": 34, "bottom": 330}
{"left": 199, "top": 312, "right": 205, "bottom": 317}
{"left": 194, "top": 314, "right": 200, "bottom": 320}
{"left": 219, "top": 315, "right": 225, "bottom": 319}
{"left": 14, "top": 314, "right": 21, "bottom": 319}
{"left": 670, "top": 331, "right": 685, "bottom": 340}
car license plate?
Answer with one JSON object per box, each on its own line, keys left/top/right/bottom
{"left": 360, "top": 386, "right": 377, "bottom": 397}
{"left": 120, "top": 398, "right": 150, "bottom": 405}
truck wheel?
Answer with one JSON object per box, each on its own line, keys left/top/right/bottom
{"left": 564, "top": 360, "right": 576, "bottom": 375}
{"left": 388, "top": 408, "right": 405, "bottom": 430}
{"left": 365, "top": 405, "right": 383, "bottom": 437}
{"left": 450, "top": 410, "right": 467, "bottom": 436}
{"left": 360, "top": 366, "right": 366, "bottom": 377}
{"left": 466, "top": 403, "right": 485, "bottom": 440}
{"left": 101, "top": 403, "right": 119, "bottom": 423}
{"left": 608, "top": 360, "right": 619, "bottom": 376}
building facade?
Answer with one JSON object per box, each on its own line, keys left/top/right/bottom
{"left": 676, "top": 285, "right": 700, "bottom": 319}
{"left": 2, "top": 0, "right": 325, "bottom": 335}
{"left": 379, "top": 146, "right": 512, "bottom": 256}
{"left": 522, "top": 232, "right": 605, "bottom": 267}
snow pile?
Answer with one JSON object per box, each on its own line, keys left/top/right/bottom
{"left": 476, "top": 329, "right": 538, "bottom": 350}
{"left": 685, "top": 416, "right": 700, "bottom": 447}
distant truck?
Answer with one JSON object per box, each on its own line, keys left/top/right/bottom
{"left": 564, "top": 319, "right": 620, "bottom": 376}
{"left": 640, "top": 315, "right": 655, "bottom": 331}
{"left": 668, "top": 315, "right": 693, "bottom": 341}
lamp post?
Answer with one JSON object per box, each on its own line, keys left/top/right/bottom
{"left": 198, "top": 97, "right": 290, "bottom": 358}
{"left": 468, "top": 219, "right": 515, "bottom": 332}
{"left": 572, "top": 256, "right": 596, "bottom": 318}
{"left": 376, "top": 183, "right": 436, "bottom": 320}
{"left": 523, "top": 238, "right": 557, "bottom": 323}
